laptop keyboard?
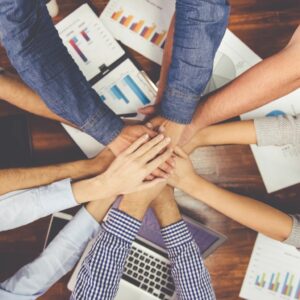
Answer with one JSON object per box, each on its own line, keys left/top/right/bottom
{"left": 122, "top": 245, "right": 175, "bottom": 300}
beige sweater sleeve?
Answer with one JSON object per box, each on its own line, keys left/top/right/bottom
{"left": 284, "top": 214, "right": 300, "bottom": 250}
{"left": 254, "top": 114, "right": 300, "bottom": 146}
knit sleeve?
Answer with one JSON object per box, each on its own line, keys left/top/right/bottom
{"left": 254, "top": 114, "right": 300, "bottom": 146}
{"left": 283, "top": 214, "right": 300, "bottom": 250}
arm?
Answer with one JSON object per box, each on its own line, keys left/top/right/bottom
{"left": 183, "top": 113, "right": 300, "bottom": 153}
{"left": 0, "top": 199, "right": 112, "bottom": 299}
{"left": 0, "top": 0, "right": 123, "bottom": 145}
{"left": 169, "top": 147, "right": 294, "bottom": 242}
{"left": 72, "top": 192, "right": 154, "bottom": 300}
{"left": 0, "top": 148, "right": 114, "bottom": 196}
{"left": 0, "top": 134, "right": 172, "bottom": 231}
{"left": 191, "top": 25, "right": 300, "bottom": 131}
{"left": 152, "top": 187, "right": 215, "bottom": 300}
{"left": 147, "top": 0, "right": 230, "bottom": 146}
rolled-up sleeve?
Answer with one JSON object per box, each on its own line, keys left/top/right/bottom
{"left": 160, "top": 0, "right": 230, "bottom": 124}
{"left": 0, "top": 0, "right": 123, "bottom": 144}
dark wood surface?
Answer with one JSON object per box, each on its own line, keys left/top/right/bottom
{"left": 0, "top": 0, "right": 299, "bottom": 299}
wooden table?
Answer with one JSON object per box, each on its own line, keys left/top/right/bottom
{"left": 0, "top": 1, "right": 299, "bottom": 299}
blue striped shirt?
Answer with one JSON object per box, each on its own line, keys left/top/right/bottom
{"left": 72, "top": 208, "right": 215, "bottom": 300}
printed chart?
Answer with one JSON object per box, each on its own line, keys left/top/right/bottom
{"left": 56, "top": 4, "right": 124, "bottom": 80}
{"left": 100, "top": 0, "right": 175, "bottom": 64}
{"left": 240, "top": 234, "right": 300, "bottom": 300}
{"left": 92, "top": 59, "right": 156, "bottom": 115}
{"left": 204, "top": 51, "right": 237, "bottom": 94}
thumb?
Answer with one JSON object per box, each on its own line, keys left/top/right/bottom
{"left": 138, "top": 105, "right": 156, "bottom": 115}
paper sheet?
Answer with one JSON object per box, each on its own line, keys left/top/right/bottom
{"left": 240, "top": 234, "right": 300, "bottom": 300}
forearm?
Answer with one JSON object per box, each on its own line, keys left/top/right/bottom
{"left": 183, "top": 120, "right": 256, "bottom": 153}
{"left": 193, "top": 40, "right": 300, "bottom": 130}
{"left": 0, "top": 71, "right": 72, "bottom": 125}
{"left": 0, "top": 148, "right": 114, "bottom": 196}
{"left": 160, "top": 0, "right": 229, "bottom": 124}
{"left": 151, "top": 186, "right": 181, "bottom": 227}
{"left": 181, "top": 175, "right": 293, "bottom": 241}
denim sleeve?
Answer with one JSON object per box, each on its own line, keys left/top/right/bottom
{"left": 160, "top": 0, "right": 230, "bottom": 124}
{"left": 0, "top": 0, "right": 124, "bottom": 145}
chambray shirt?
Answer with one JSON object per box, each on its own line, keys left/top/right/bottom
{"left": 0, "top": 179, "right": 100, "bottom": 300}
{"left": 0, "top": 0, "right": 229, "bottom": 145}
{"left": 72, "top": 208, "right": 215, "bottom": 300}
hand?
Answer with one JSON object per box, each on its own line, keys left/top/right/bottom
{"left": 168, "top": 147, "right": 197, "bottom": 189}
{"left": 139, "top": 105, "right": 199, "bottom": 148}
{"left": 72, "top": 134, "right": 173, "bottom": 204}
{"left": 147, "top": 116, "right": 186, "bottom": 147}
{"left": 108, "top": 125, "right": 157, "bottom": 155}
{"left": 97, "top": 133, "right": 173, "bottom": 197}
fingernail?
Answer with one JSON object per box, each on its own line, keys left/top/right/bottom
{"left": 165, "top": 137, "right": 171, "bottom": 142}
{"left": 159, "top": 126, "right": 165, "bottom": 132}
{"left": 146, "top": 122, "right": 153, "bottom": 128}
{"left": 143, "top": 134, "right": 149, "bottom": 139}
{"left": 157, "top": 134, "right": 164, "bottom": 139}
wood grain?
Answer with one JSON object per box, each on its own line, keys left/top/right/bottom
{"left": 0, "top": 0, "right": 299, "bottom": 299}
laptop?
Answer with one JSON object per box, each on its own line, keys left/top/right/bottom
{"left": 45, "top": 208, "right": 226, "bottom": 300}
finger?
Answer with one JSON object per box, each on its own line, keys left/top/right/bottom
{"left": 174, "top": 146, "right": 188, "bottom": 159}
{"left": 135, "top": 178, "right": 167, "bottom": 191}
{"left": 138, "top": 105, "right": 156, "bottom": 115}
{"left": 139, "top": 137, "right": 171, "bottom": 163}
{"left": 145, "top": 174, "right": 155, "bottom": 181}
{"left": 123, "top": 134, "right": 149, "bottom": 155}
{"left": 151, "top": 168, "right": 169, "bottom": 178}
{"left": 159, "top": 161, "right": 173, "bottom": 174}
{"left": 149, "top": 118, "right": 165, "bottom": 130}
{"left": 132, "top": 134, "right": 165, "bottom": 159}
{"left": 146, "top": 148, "right": 173, "bottom": 174}
{"left": 143, "top": 127, "right": 157, "bottom": 138}
{"left": 146, "top": 122, "right": 153, "bottom": 129}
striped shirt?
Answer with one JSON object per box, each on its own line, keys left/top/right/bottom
{"left": 72, "top": 208, "right": 215, "bottom": 300}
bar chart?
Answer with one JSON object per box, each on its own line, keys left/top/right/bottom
{"left": 100, "top": 0, "right": 175, "bottom": 64}
{"left": 240, "top": 234, "right": 300, "bottom": 300}
{"left": 254, "top": 272, "right": 300, "bottom": 298}
{"left": 110, "top": 8, "right": 167, "bottom": 48}
{"left": 93, "top": 59, "right": 155, "bottom": 116}
{"left": 56, "top": 4, "right": 124, "bottom": 80}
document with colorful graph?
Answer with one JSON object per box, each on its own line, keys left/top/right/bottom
{"left": 100, "top": 0, "right": 175, "bottom": 65}
{"left": 240, "top": 234, "right": 300, "bottom": 300}
{"left": 55, "top": 4, "right": 157, "bottom": 158}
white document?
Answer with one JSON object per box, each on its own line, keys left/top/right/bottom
{"left": 56, "top": 4, "right": 125, "bottom": 81}
{"left": 240, "top": 234, "right": 300, "bottom": 300}
{"left": 100, "top": 0, "right": 175, "bottom": 65}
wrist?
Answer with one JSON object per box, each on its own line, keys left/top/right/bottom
{"left": 119, "top": 196, "right": 150, "bottom": 221}
{"left": 178, "top": 172, "right": 199, "bottom": 193}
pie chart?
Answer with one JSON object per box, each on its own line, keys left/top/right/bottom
{"left": 204, "top": 52, "right": 237, "bottom": 95}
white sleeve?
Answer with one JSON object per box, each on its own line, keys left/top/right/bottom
{"left": 0, "top": 179, "right": 77, "bottom": 232}
{"left": 0, "top": 207, "right": 101, "bottom": 300}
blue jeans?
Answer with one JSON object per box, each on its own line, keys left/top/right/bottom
{"left": 0, "top": 0, "right": 229, "bottom": 145}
